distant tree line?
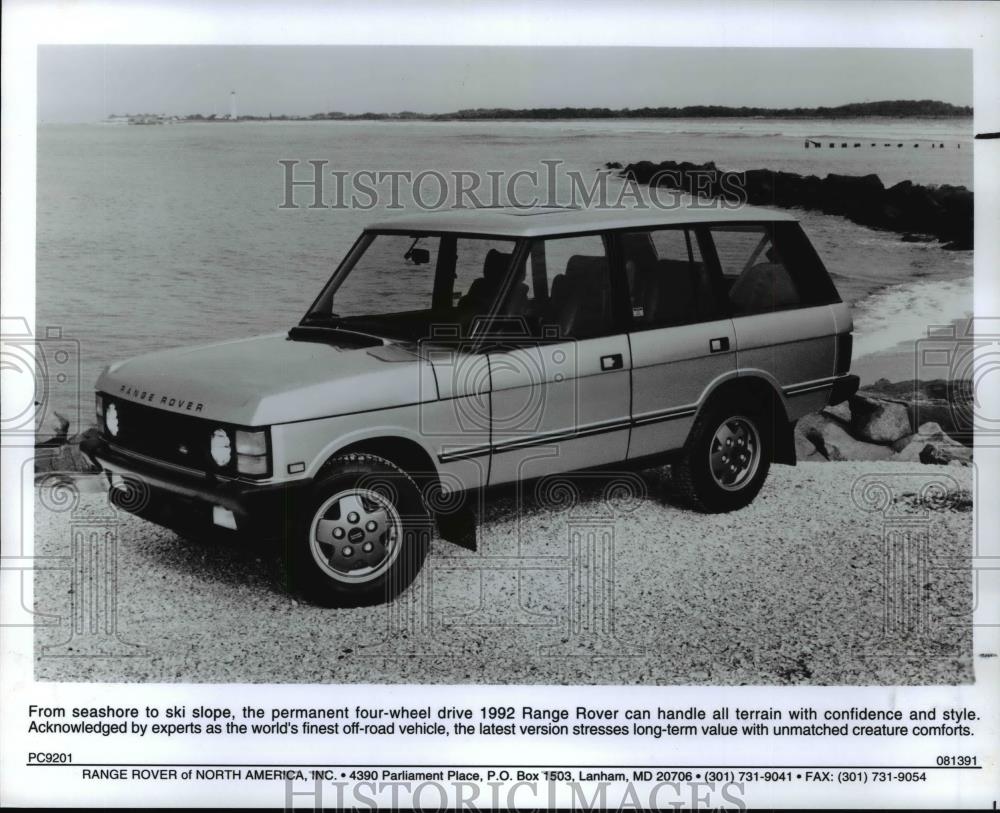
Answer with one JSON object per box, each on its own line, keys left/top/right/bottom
{"left": 444, "top": 100, "right": 972, "bottom": 120}
{"left": 178, "top": 99, "right": 971, "bottom": 123}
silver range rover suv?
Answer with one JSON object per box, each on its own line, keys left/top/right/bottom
{"left": 83, "top": 204, "right": 859, "bottom": 606}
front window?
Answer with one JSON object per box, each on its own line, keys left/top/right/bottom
{"left": 500, "top": 233, "right": 617, "bottom": 340}
{"left": 302, "top": 232, "right": 520, "bottom": 341}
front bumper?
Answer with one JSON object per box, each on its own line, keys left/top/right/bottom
{"left": 81, "top": 434, "right": 303, "bottom": 539}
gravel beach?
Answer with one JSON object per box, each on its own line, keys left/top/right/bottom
{"left": 33, "top": 461, "right": 973, "bottom": 685}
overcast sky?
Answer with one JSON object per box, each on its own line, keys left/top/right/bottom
{"left": 38, "top": 45, "right": 972, "bottom": 122}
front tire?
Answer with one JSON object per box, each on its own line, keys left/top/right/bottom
{"left": 672, "top": 406, "right": 771, "bottom": 512}
{"left": 284, "top": 453, "right": 431, "bottom": 606}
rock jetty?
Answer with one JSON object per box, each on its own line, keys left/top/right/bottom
{"left": 615, "top": 160, "right": 973, "bottom": 249}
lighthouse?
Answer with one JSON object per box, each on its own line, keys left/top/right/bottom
{"left": 229, "top": 91, "right": 237, "bottom": 120}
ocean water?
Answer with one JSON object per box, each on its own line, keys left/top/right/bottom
{"left": 35, "top": 118, "right": 973, "bottom": 431}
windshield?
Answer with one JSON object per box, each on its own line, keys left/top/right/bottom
{"left": 302, "top": 232, "right": 523, "bottom": 341}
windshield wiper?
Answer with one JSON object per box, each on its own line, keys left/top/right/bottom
{"left": 335, "top": 316, "right": 406, "bottom": 341}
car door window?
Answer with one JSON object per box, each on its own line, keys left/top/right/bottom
{"left": 506, "top": 234, "right": 615, "bottom": 340}
{"left": 450, "top": 237, "right": 521, "bottom": 327}
{"left": 619, "top": 228, "right": 720, "bottom": 328}
{"left": 709, "top": 224, "right": 802, "bottom": 316}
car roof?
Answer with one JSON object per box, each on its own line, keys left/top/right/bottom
{"left": 364, "top": 203, "right": 797, "bottom": 238}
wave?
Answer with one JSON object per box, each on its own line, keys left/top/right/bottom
{"left": 852, "top": 276, "right": 973, "bottom": 359}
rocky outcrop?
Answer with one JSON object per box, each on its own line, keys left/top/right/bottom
{"left": 800, "top": 413, "right": 895, "bottom": 462}
{"left": 894, "top": 422, "right": 973, "bottom": 466}
{"left": 34, "top": 426, "right": 101, "bottom": 474}
{"left": 794, "top": 380, "right": 972, "bottom": 465}
{"left": 619, "top": 160, "right": 973, "bottom": 249}
{"left": 34, "top": 408, "right": 100, "bottom": 474}
{"left": 858, "top": 379, "right": 973, "bottom": 445}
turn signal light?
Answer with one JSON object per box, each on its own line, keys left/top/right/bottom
{"left": 235, "top": 429, "right": 269, "bottom": 476}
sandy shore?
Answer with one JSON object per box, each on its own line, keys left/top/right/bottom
{"left": 34, "top": 461, "right": 972, "bottom": 685}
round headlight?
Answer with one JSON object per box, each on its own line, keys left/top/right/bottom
{"left": 105, "top": 402, "right": 120, "bottom": 437}
{"left": 210, "top": 428, "right": 232, "bottom": 467}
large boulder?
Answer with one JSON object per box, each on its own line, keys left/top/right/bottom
{"left": 799, "top": 413, "right": 894, "bottom": 462}
{"left": 848, "top": 394, "right": 912, "bottom": 443}
{"left": 820, "top": 423, "right": 895, "bottom": 462}
{"left": 931, "top": 184, "right": 974, "bottom": 248}
{"left": 859, "top": 379, "right": 972, "bottom": 446}
{"left": 772, "top": 171, "right": 811, "bottom": 207}
{"left": 794, "top": 418, "right": 828, "bottom": 461}
{"left": 743, "top": 168, "right": 777, "bottom": 205}
{"left": 821, "top": 401, "right": 852, "bottom": 424}
{"left": 894, "top": 421, "right": 972, "bottom": 466}
{"left": 822, "top": 173, "right": 886, "bottom": 222}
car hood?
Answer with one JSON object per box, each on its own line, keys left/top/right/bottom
{"left": 96, "top": 332, "right": 439, "bottom": 425}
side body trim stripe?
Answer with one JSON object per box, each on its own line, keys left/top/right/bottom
{"left": 437, "top": 374, "right": 847, "bottom": 463}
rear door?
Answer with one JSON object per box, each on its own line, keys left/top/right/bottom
{"left": 618, "top": 227, "right": 737, "bottom": 459}
{"left": 486, "top": 233, "right": 633, "bottom": 485}
{"left": 706, "top": 222, "right": 842, "bottom": 419}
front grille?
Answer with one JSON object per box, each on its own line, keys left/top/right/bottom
{"left": 108, "top": 399, "right": 214, "bottom": 470}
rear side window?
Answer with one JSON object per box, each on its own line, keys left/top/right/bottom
{"left": 619, "top": 228, "right": 722, "bottom": 328}
{"left": 709, "top": 222, "right": 839, "bottom": 316}
{"left": 770, "top": 221, "right": 841, "bottom": 306}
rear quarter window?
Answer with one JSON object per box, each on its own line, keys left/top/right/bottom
{"left": 770, "top": 221, "right": 841, "bottom": 307}
{"left": 708, "top": 222, "right": 840, "bottom": 316}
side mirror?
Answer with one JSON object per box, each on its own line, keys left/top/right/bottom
{"left": 406, "top": 247, "right": 431, "bottom": 265}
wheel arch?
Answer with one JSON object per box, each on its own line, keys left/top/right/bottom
{"left": 692, "top": 373, "right": 796, "bottom": 465}
{"left": 321, "top": 434, "right": 442, "bottom": 489}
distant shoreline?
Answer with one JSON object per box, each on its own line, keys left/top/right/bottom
{"left": 98, "top": 100, "right": 972, "bottom": 125}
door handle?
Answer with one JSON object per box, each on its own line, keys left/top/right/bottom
{"left": 600, "top": 353, "right": 623, "bottom": 371}
{"left": 709, "top": 337, "right": 730, "bottom": 353}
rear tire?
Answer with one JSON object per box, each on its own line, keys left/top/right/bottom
{"left": 283, "top": 453, "right": 431, "bottom": 606}
{"left": 672, "top": 405, "right": 771, "bottom": 512}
